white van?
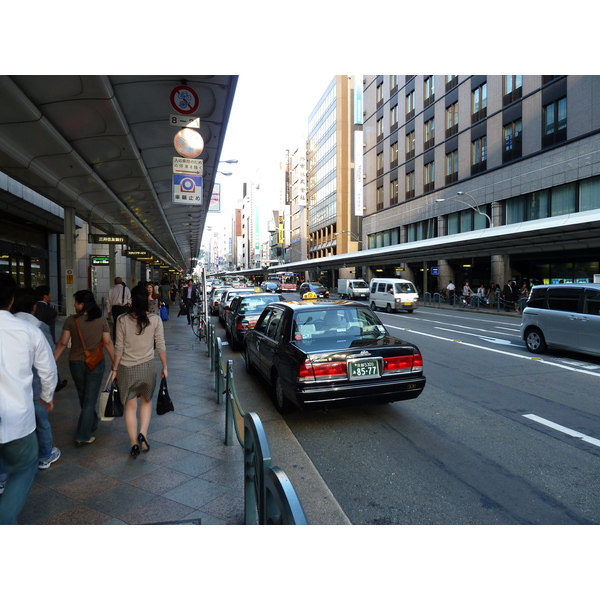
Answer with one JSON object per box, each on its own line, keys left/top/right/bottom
{"left": 369, "top": 278, "right": 419, "bottom": 313}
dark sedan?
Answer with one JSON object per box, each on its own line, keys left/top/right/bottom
{"left": 243, "top": 300, "right": 426, "bottom": 413}
{"left": 225, "top": 293, "right": 285, "bottom": 350}
{"left": 298, "top": 282, "right": 329, "bottom": 298}
{"left": 260, "top": 281, "right": 280, "bottom": 293}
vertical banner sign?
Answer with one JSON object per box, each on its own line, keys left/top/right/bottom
{"left": 354, "top": 130, "right": 364, "bottom": 216}
{"left": 209, "top": 183, "right": 221, "bottom": 212}
{"left": 354, "top": 75, "right": 363, "bottom": 125}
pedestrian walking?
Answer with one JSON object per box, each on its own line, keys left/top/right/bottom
{"left": 106, "top": 277, "right": 132, "bottom": 342}
{"left": 146, "top": 281, "right": 161, "bottom": 316}
{"left": 11, "top": 288, "right": 61, "bottom": 470}
{"left": 501, "top": 280, "right": 516, "bottom": 312}
{"left": 181, "top": 279, "right": 198, "bottom": 325}
{"left": 110, "top": 284, "right": 168, "bottom": 458}
{"left": 54, "top": 290, "right": 115, "bottom": 447}
{"left": 35, "top": 285, "right": 67, "bottom": 392}
{"left": 159, "top": 278, "right": 171, "bottom": 313}
{"left": 0, "top": 273, "right": 57, "bottom": 525}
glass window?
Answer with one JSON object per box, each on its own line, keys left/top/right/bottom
{"left": 527, "top": 190, "right": 549, "bottom": 220}
{"left": 405, "top": 91, "right": 415, "bottom": 119}
{"left": 265, "top": 309, "right": 284, "bottom": 339}
{"left": 583, "top": 289, "right": 600, "bottom": 316}
{"left": 446, "top": 102, "right": 458, "bottom": 136}
{"left": 472, "top": 83, "right": 487, "bottom": 122}
{"left": 551, "top": 182, "right": 576, "bottom": 216}
{"left": 406, "top": 130, "right": 415, "bottom": 159}
{"left": 579, "top": 175, "right": 600, "bottom": 211}
{"left": 547, "top": 288, "right": 581, "bottom": 312}
{"left": 424, "top": 76, "right": 435, "bottom": 107}
{"left": 424, "top": 118, "right": 435, "bottom": 149}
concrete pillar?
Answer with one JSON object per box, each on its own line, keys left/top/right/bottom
{"left": 63, "top": 206, "right": 76, "bottom": 317}
{"left": 491, "top": 254, "right": 507, "bottom": 286}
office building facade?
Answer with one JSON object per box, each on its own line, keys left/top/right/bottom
{"left": 362, "top": 75, "right": 600, "bottom": 291}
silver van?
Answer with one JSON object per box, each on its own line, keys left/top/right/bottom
{"left": 520, "top": 283, "right": 600, "bottom": 357}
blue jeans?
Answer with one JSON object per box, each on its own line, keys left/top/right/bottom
{"left": 0, "top": 431, "right": 38, "bottom": 525}
{"left": 34, "top": 398, "right": 53, "bottom": 460}
{"left": 69, "top": 359, "right": 105, "bottom": 442}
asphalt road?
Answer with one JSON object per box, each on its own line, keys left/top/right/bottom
{"left": 214, "top": 301, "right": 600, "bottom": 525}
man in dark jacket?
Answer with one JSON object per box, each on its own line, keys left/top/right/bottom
{"left": 35, "top": 286, "right": 67, "bottom": 392}
{"left": 501, "top": 280, "right": 516, "bottom": 312}
{"left": 182, "top": 279, "right": 198, "bottom": 325}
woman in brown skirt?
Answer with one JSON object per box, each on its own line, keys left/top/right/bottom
{"left": 110, "top": 285, "right": 168, "bottom": 457}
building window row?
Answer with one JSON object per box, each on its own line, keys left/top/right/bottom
{"left": 505, "top": 175, "right": 600, "bottom": 224}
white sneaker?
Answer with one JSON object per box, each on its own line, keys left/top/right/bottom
{"left": 38, "top": 446, "right": 61, "bottom": 470}
{"left": 0, "top": 480, "right": 5, "bottom": 495}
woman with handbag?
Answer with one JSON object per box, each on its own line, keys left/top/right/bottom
{"left": 54, "top": 290, "right": 115, "bottom": 447}
{"left": 110, "top": 285, "right": 168, "bottom": 458}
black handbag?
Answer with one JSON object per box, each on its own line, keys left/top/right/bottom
{"left": 156, "top": 377, "right": 174, "bottom": 415}
{"left": 104, "top": 380, "right": 123, "bottom": 418}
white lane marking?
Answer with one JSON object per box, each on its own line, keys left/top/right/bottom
{"left": 523, "top": 414, "right": 600, "bottom": 448}
{"left": 435, "top": 327, "right": 513, "bottom": 345}
{"left": 393, "top": 313, "right": 519, "bottom": 337}
{"left": 385, "top": 325, "right": 600, "bottom": 378}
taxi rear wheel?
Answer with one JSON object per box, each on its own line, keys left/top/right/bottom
{"left": 273, "top": 373, "right": 294, "bottom": 414}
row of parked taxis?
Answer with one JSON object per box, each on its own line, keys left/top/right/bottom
{"left": 210, "top": 282, "right": 427, "bottom": 414}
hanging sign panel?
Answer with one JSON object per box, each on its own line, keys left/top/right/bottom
{"left": 172, "top": 174, "right": 203, "bottom": 205}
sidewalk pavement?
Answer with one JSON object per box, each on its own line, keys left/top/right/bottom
{"left": 17, "top": 306, "right": 350, "bottom": 525}
{"left": 18, "top": 308, "right": 243, "bottom": 525}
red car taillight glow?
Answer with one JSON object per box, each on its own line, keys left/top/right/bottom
{"left": 383, "top": 349, "right": 423, "bottom": 373}
{"left": 298, "top": 360, "right": 347, "bottom": 381}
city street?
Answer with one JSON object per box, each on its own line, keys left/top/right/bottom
{"left": 216, "top": 302, "right": 600, "bottom": 525}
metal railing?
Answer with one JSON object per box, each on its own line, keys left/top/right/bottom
{"left": 207, "top": 321, "right": 308, "bottom": 525}
{"left": 422, "top": 292, "right": 517, "bottom": 313}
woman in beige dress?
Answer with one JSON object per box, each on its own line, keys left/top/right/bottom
{"left": 111, "top": 285, "right": 168, "bottom": 458}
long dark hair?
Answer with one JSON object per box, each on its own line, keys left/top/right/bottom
{"left": 74, "top": 290, "right": 102, "bottom": 321}
{"left": 128, "top": 284, "right": 150, "bottom": 334}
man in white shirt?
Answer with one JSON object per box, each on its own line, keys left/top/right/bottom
{"left": 0, "top": 273, "right": 57, "bottom": 524}
{"left": 106, "top": 277, "right": 132, "bottom": 341}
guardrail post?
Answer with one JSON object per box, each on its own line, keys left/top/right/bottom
{"left": 244, "top": 412, "right": 272, "bottom": 525}
{"left": 225, "top": 359, "right": 234, "bottom": 446}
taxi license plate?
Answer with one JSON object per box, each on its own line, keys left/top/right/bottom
{"left": 348, "top": 358, "right": 381, "bottom": 380}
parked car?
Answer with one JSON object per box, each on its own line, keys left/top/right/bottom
{"left": 260, "top": 281, "right": 280, "bottom": 293}
{"left": 209, "top": 286, "right": 230, "bottom": 316}
{"left": 225, "top": 293, "right": 286, "bottom": 350}
{"left": 218, "top": 288, "right": 257, "bottom": 325}
{"left": 521, "top": 283, "right": 600, "bottom": 356}
{"left": 298, "top": 282, "right": 329, "bottom": 298}
{"left": 244, "top": 300, "right": 426, "bottom": 413}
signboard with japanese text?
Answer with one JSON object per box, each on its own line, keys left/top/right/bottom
{"left": 88, "top": 234, "right": 128, "bottom": 244}
{"left": 172, "top": 174, "right": 203, "bottom": 205}
{"left": 172, "top": 157, "right": 203, "bottom": 176}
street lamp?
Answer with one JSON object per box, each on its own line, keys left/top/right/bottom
{"left": 435, "top": 191, "right": 493, "bottom": 227}
{"left": 217, "top": 171, "right": 232, "bottom": 176}
{"left": 335, "top": 230, "right": 363, "bottom": 245}
{"left": 219, "top": 159, "right": 238, "bottom": 164}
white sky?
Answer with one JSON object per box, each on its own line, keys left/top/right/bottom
{"left": 205, "top": 72, "right": 337, "bottom": 234}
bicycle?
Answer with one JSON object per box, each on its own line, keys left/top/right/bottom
{"left": 190, "top": 301, "right": 206, "bottom": 340}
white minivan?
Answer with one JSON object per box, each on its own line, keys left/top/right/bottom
{"left": 369, "top": 278, "right": 419, "bottom": 313}
{"left": 521, "top": 283, "right": 600, "bottom": 357}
